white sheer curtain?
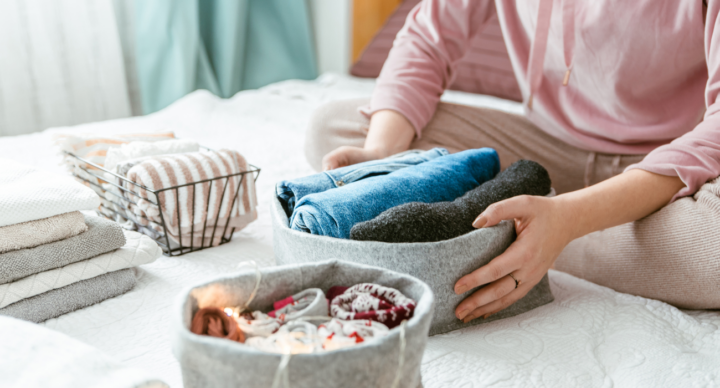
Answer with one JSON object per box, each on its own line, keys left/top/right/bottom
{"left": 0, "top": 0, "right": 132, "bottom": 136}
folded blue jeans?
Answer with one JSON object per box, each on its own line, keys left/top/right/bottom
{"left": 290, "top": 148, "right": 500, "bottom": 238}
{"left": 276, "top": 148, "right": 449, "bottom": 217}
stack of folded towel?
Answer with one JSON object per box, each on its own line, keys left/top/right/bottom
{"left": 0, "top": 159, "right": 162, "bottom": 323}
{"left": 58, "top": 133, "right": 258, "bottom": 250}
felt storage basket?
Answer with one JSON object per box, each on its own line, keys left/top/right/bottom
{"left": 173, "top": 259, "right": 435, "bottom": 388}
{"left": 271, "top": 194, "right": 553, "bottom": 335}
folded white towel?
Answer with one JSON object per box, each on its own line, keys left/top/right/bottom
{"left": 0, "top": 230, "right": 161, "bottom": 309}
{"left": 0, "top": 211, "right": 88, "bottom": 254}
{"left": 0, "top": 159, "right": 100, "bottom": 227}
{"left": 104, "top": 138, "right": 200, "bottom": 172}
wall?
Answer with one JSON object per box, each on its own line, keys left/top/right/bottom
{"left": 308, "top": 0, "right": 352, "bottom": 75}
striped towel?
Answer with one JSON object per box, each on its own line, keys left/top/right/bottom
{"left": 124, "top": 149, "right": 257, "bottom": 247}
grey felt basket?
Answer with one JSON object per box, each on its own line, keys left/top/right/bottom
{"left": 173, "top": 259, "right": 435, "bottom": 388}
{"left": 272, "top": 194, "right": 553, "bottom": 335}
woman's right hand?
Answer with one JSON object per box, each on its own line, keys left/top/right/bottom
{"left": 321, "top": 109, "right": 416, "bottom": 171}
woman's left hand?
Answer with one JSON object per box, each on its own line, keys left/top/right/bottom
{"left": 454, "top": 195, "right": 576, "bottom": 322}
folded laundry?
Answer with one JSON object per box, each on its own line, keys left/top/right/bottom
{"left": 276, "top": 148, "right": 449, "bottom": 217}
{"left": 245, "top": 320, "right": 321, "bottom": 354}
{"left": 267, "top": 288, "right": 328, "bottom": 322}
{"left": 0, "top": 269, "right": 136, "bottom": 323}
{"left": 235, "top": 311, "right": 281, "bottom": 338}
{"left": 0, "top": 158, "right": 100, "bottom": 227}
{"left": 0, "top": 215, "right": 126, "bottom": 285}
{"left": 104, "top": 139, "right": 200, "bottom": 173}
{"left": 191, "top": 307, "right": 245, "bottom": 343}
{"left": 56, "top": 131, "right": 176, "bottom": 168}
{"left": 330, "top": 284, "right": 415, "bottom": 329}
{"left": 351, "top": 160, "right": 552, "bottom": 242}
{"left": 317, "top": 318, "right": 390, "bottom": 351}
{"left": 290, "top": 148, "right": 500, "bottom": 238}
{"left": 124, "top": 149, "right": 257, "bottom": 247}
{"left": 0, "top": 230, "right": 160, "bottom": 309}
{"left": 0, "top": 211, "right": 87, "bottom": 254}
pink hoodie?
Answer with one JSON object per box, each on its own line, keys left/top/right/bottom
{"left": 364, "top": 0, "right": 720, "bottom": 199}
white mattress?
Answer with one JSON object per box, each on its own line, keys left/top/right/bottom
{"left": 3, "top": 74, "right": 719, "bottom": 387}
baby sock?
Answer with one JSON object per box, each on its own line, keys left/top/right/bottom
{"left": 349, "top": 160, "right": 551, "bottom": 243}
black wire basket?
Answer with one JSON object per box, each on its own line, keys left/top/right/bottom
{"left": 64, "top": 149, "right": 260, "bottom": 256}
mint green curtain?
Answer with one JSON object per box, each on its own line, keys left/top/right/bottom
{"left": 134, "top": 0, "right": 318, "bottom": 114}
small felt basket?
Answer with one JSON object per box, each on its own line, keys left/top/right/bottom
{"left": 173, "top": 259, "right": 435, "bottom": 388}
{"left": 271, "top": 194, "right": 554, "bottom": 335}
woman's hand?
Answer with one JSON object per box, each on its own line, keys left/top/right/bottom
{"left": 322, "top": 110, "right": 416, "bottom": 171}
{"left": 453, "top": 169, "right": 685, "bottom": 323}
{"left": 454, "top": 195, "right": 575, "bottom": 322}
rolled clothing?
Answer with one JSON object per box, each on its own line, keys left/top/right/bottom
{"left": 0, "top": 215, "right": 126, "bottom": 285}
{"left": 125, "top": 149, "right": 258, "bottom": 247}
{"left": 330, "top": 283, "right": 416, "bottom": 329}
{"left": 0, "top": 211, "right": 87, "bottom": 254}
{"left": 191, "top": 307, "right": 245, "bottom": 343}
{"left": 351, "top": 160, "right": 552, "bottom": 243}
{"left": 290, "top": 148, "right": 500, "bottom": 238}
{"left": 267, "top": 288, "right": 328, "bottom": 323}
{"left": 0, "top": 269, "right": 136, "bottom": 323}
{"left": 276, "top": 148, "right": 449, "bottom": 217}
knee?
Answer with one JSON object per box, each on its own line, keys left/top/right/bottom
{"left": 304, "top": 98, "right": 369, "bottom": 172}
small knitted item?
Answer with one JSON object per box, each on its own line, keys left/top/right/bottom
{"left": 317, "top": 319, "right": 390, "bottom": 350}
{"left": 245, "top": 321, "right": 321, "bottom": 354}
{"left": 267, "top": 288, "right": 328, "bottom": 322}
{"left": 191, "top": 307, "right": 245, "bottom": 343}
{"left": 235, "top": 311, "right": 281, "bottom": 338}
{"left": 330, "top": 284, "right": 415, "bottom": 329}
{"left": 350, "top": 160, "right": 552, "bottom": 243}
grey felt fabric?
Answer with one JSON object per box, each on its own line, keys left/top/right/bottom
{"left": 0, "top": 215, "right": 126, "bottom": 284}
{"left": 0, "top": 268, "right": 136, "bottom": 323}
{"left": 350, "top": 160, "right": 552, "bottom": 243}
{"left": 272, "top": 194, "right": 554, "bottom": 335}
{"left": 173, "top": 260, "right": 434, "bottom": 388}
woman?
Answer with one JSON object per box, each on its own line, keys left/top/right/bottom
{"left": 306, "top": 0, "right": 720, "bottom": 321}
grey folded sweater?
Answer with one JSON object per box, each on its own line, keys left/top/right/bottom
{"left": 0, "top": 215, "right": 126, "bottom": 284}
{"left": 0, "top": 269, "right": 136, "bottom": 323}
{"left": 350, "top": 160, "right": 551, "bottom": 243}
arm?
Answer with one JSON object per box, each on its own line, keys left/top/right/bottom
{"left": 323, "top": 0, "right": 495, "bottom": 170}
{"left": 454, "top": 169, "right": 684, "bottom": 322}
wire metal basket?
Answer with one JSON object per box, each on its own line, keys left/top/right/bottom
{"left": 64, "top": 149, "right": 260, "bottom": 257}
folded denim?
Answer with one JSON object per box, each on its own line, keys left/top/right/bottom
{"left": 289, "top": 148, "right": 500, "bottom": 238}
{"left": 276, "top": 148, "right": 449, "bottom": 217}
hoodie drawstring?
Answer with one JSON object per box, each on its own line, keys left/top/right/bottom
{"left": 527, "top": 0, "right": 575, "bottom": 109}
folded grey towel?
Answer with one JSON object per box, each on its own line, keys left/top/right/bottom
{"left": 0, "top": 211, "right": 88, "bottom": 254}
{"left": 350, "top": 160, "right": 552, "bottom": 243}
{"left": 0, "top": 215, "right": 126, "bottom": 284}
{"left": 0, "top": 268, "right": 136, "bottom": 323}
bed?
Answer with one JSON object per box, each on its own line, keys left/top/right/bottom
{"left": 3, "top": 74, "right": 719, "bottom": 387}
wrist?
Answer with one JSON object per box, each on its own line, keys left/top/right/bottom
{"left": 549, "top": 194, "right": 591, "bottom": 243}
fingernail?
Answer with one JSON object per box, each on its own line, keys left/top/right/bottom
{"left": 455, "top": 283, "right": 467, "bottom": 295}
{"left": 463, "top": 315, "right": 474, "bottom": 323}
{"left": 473, "top": 215, "right": 487, "bottom": 228}
{"left": 457, "top": 309, "right": 469, "bottom": 320}
{"left": 483, "top": 313, "right": 492, "bottom": 319}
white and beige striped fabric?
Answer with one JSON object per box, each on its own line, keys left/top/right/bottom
{"left": 124, "top": 149, "right": 257, "bottom": 247}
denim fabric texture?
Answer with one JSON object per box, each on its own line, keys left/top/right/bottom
{"left": 289, "top": 148, "right": 500, "bottom": 238}
{"left": 276, "top": 148, "right": 449, "bottom": 217}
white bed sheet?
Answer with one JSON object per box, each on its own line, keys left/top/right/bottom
{"left": 2, "top": 74, "right": 719, "bottom": 387}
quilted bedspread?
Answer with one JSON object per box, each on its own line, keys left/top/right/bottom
{"left": 2, "top": 74, "right": 719, "bottom": 387}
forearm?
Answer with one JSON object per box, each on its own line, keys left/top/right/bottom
{"left": 559, "top": 169, "right": 685, "bottom": 240}
{"left": 364, "top": 110, "right": 416, "bottom": 158}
